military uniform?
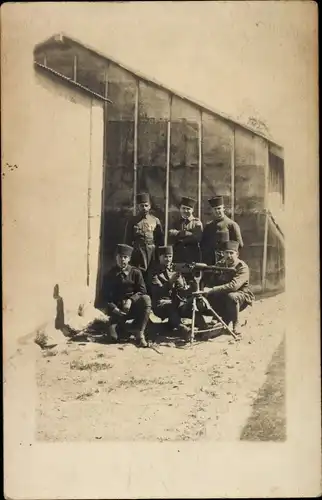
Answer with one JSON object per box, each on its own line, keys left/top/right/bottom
{"left": 151, "top": 246, "right": 207, "bottom": 333}
{"left": 204, "top": 241, "right": 254, "bottom": 329}
{"left": 168, "top": 196, "right": 203, "bottom": 264}
{"left": 124, "top": 193, "right": 164, "bottom": 283}
{"left": 102, "top": 244, "right": 151, "bottom": 347}
{"left": 201, "top": 196, "right": 243, "bottom": 265}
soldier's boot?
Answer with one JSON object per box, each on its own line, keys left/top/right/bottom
{"left": 177, "top": 323, "right": 191, "bottom": 341}
{"left": 136, "top": 331, "right": 148, "bottom": 348}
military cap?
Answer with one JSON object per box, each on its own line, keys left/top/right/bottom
{"left": 116, "top": 244, "right": 133, "bottom": 257}
{"left": 222, "top": 240, "right": 239, "bottom": 252}
{"left": 180, "top": 196, "right": 197, "bottom": 209}
{"left": 136, "top": 192, "right": 150, "bottom": 204}
{"left": 159, "top": 245, "right": 173, "bottom": 256}
{"left": 208, "top": 196, "right": 224, "bottom": 207}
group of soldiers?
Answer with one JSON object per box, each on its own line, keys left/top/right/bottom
{"left": 101, "top": 192, "right": 254, "bottom": 348}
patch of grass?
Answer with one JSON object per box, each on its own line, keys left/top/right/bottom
{"left": 42, "top": 350, "right": 57, "bottom": 357}
{"left": 209, "top": 368, "right": 222, "bottom": 386}
{"left": 35, "top": 330, "right": 48, "bottom": 349}
{"left": 116, "top": 376, "right": 175, "bottom": 389}
{"left": 70, "top": 360, "right": 113, "bottom": 372}
{"left": 75, "top": 390, "right": 95, "bottom": 400}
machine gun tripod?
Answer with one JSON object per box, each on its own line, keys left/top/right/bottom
{"left": 173, "top": 262, "right": 239, "bottom": 344}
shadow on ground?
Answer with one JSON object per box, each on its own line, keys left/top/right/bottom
{"left": 68, "top": 318, "right": 228, "bottom": 349}
{"left": 240, "top": 337, "right": 286, "bottom": 441}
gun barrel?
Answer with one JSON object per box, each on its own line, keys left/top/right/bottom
{"left": 173, "top": 262, "right": 235, "bottom": 273}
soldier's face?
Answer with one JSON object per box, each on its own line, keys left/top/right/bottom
{"left": 116, "top": 254, "right": 131, "bottom": 268}
{"left": 160, "top": 254, "right": 173, "bottom": 267}
{"left": 180, "top": 205, "right": 194, "bottom": 219}
{"left": 224, "top": 249, "right": 238, "bottom": 266}
{"left": 212, "top": 205, "right": 225, "bottom": 220}
{"left": 138, "top": 202, "right": 151, "bottom": 214}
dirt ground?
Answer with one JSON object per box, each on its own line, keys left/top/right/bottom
{"left": 36, "top": 293, "right": 286, "bottom": 442}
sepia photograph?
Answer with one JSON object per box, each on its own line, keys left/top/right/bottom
{"left": 2, "top": 2, "right": 320, "bottom": 498}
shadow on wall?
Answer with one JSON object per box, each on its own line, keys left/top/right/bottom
{"left": 53, "top": 284, "right": 65, "bottom": 330}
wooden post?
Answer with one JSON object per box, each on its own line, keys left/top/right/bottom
{"left": 231, "top": 128, "right": 235, "bottom": 219}
{"left": 133, "top": 79, "right": 139, "bottom": 215}
{"left": 198, "top": 110, "right": 202, "bottom": 220}
{"left": 165, "top": 94, "right": 172, "bottom": 245}
{"left": 261, "top": 142, "right": 270, "bottom": 292}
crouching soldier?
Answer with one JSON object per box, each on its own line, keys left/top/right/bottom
{"left": 198, "top": 240, "right": 254, "bottom": 336}
{"left": 151, "top": 245, "right": 206, "bottom": 338}
{"left": 102, "top": 244, "right": 151, "bottom": 347}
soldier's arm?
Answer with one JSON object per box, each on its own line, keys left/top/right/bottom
{"left": 103, "top": 273, "right": 119, "bottom": 313}
{"left": 154, "top": 218, "right": 165, "bottom": 247}
{"left": 178, "top": 220, "right": 203, "bottom": 243}
{"left": 208, "top": 264, "right": 249, "bottom": 294}
{"left": 231, "top": 221, "right": 244, "bottom": 248}
{"left": 130, "top": 269, "right": 147, "bottom": 302}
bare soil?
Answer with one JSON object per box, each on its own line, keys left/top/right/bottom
{"left": 36, "top": 294, "right": 286, "bottom": 442}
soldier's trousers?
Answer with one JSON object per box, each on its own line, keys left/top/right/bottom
{"left": 107, "top": 295, "right": 151, "bottom": 341}
{"left": 153, "top": 300, "right": 208, "bottom": 330}
{"left": 206, "top": 291, "right": 249, "bottom": 326}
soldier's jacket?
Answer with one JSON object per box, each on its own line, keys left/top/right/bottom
{"left": 124, "top": 213, "right": 164, "bottom": 272}
{"left": 102, "top": 265, "right": 147, "bottom": 314}
{"left": 150, "top": 265, "right": 189, "bottom": 307}
{"left": 206, "top": 259, "right": 254, "bottom": 304}
{"left": 201, "top": 215, "right": 243, "bottom": 265}
{"left": 168, "top": 216, "right": 203, "bottom": 263}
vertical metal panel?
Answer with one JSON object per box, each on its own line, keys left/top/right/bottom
{"left": 261, "top": 141, "right": 270, "bottom": 291}
{"left": 165, "top": 94, "right": 172, "bottom": 244}
{"left": 87, "top": 102, "right": 93, "bottom": 286}
{"left": 231, "top": 128, "right": 235, "bottom": 219}
{"left": 198, "top": 110, "right": 202, "bottom": 220}
{"left": 97, "top": 64, "right": 109, "bottom": 292}
{"left": 133, "top": 79, "right": 139, "bottom": 215}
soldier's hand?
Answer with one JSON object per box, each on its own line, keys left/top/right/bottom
{"left": 114, "top": 308, "right": 127, "bottom": 318}
{"left": 169, "top": 229, "right": 179, "bottom": 237}
{"left": 122, "top": 299, "right": 132, "bottom": 313}
{"left": 159, "top": 299, "right": 172, "bottom": 306}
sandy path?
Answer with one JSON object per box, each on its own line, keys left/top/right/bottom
{"left": 36, "top": 294, "right": 285, "bottom": 442}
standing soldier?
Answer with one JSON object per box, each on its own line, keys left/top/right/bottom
{"left": 124, "top": 192, "right": 164, "bottom": 286}
{"left": 101, "top": 244, "right": 151, "bottom": 347}
{"left": 168, "top": 196, "right": 203, "bottom": 265}
{"left": 201, "top": 195, "right": 243, "bottom": 265}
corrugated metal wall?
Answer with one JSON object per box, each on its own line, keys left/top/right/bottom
{"left": 33, "top": 40, "right": 285, "bottom": 298}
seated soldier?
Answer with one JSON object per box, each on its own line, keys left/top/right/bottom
{"left": 101, "top": 244, "right": 151, "bottom": 347}
{"left": 150, "top": 245, "right": 207, "bottom": 338}
{"left": 197, "top": 240, "right": 254, "bottom": 336}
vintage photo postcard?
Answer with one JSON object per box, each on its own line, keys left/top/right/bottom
{"left": 2, "top": 2, "right": 320, "bottom": 498}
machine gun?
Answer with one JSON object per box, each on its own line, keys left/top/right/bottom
{"left": 172, "top": 262, "right": 238, "bottom": 344}
{"left": 172, "top": 262, "right": 235, "bottom": 275}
